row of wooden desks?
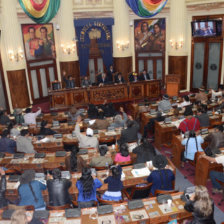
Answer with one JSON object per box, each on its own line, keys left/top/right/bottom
{"left": 0, "top": 192, "right": 191, "bottom": 224}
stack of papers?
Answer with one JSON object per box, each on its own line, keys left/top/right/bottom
{"left": 131, "top": 167, "right": 150, "bottom": 177}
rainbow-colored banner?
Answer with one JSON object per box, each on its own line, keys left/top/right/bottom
{"left": 126, "top": 0, "right": 168, "bottom": 18}
{"left": 19, "top": 0, "right": 60, "bottom": 24}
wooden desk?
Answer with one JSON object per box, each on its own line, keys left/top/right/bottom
{"left": 1, "top": 192, "right": 191, "bottom": 223}
{"left": 36, "top": 112, "right": 69, "bottom": 123}
{"left": 0, "top": 152, "right": 68, "bottom": 172}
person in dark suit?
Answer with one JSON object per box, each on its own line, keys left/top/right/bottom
{"left": 119, "top": 118, "right": 139, "bottom": 144}
{"left": 128, "top": 72, "right": 139, "bottom": 82}
{"left": 107, "top": 65, "right": 115, "bottom": 82}
{"left": 115, "top": 72, "right": 125, "bottom": 84}
{"left": 139, "top": 70, "right": 150, "bottom": 81}
{"left": 62, "top": 71, "right": 75, "bottom": 89}
{"left": 97, "top": 73, "right": 109, "bottom": 86}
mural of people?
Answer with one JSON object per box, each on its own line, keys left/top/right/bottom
{"left": 134, "top": 18, "right": 165, "bottom": 53}
{"left": 22, "top": 24, "right": 56, "bottom": 61}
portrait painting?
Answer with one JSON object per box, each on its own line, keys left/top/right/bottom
{"left": 21, "top": 23, "right": 56, "bottom": 61}
{"left": 134, "top": 18, "right": 166, "bottom": 53}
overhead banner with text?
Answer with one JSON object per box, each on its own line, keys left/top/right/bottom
{"left": 74, "top": 18, "right": 114, "bottom": 76}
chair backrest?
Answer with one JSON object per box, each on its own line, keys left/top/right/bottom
{"left": 93, "top": 166, "right": 108, "bottom": 171}
{"left": 124, "top": 183, "right": 152, "bottom": 200}
{"left": 154, "top": 189, "right": 178, "bottom": 196}
{"left": 97, "top": 196, "right": 123, "bottom": 205}
{"left": 46, "top": 204, "right": 71, "bottom": 210}
{"left": 116, "top": 160, "right": 133, "bottom": 167}
{"left": 8, "top": 204, "right": 35, "bottom": 211}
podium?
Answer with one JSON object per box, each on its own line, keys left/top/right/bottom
{"left": 166, "top": 74, "right": 180, "bottom": 97}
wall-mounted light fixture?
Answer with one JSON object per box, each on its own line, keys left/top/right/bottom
{"left": 116, "top": 40, "right": 130, "bottom": 51}
{"left": 61, "top": 41, "right": 76, "bottom": 54}
{"left": 8, "top": 48, "right": 24, "bottom": 62}
{"left": 169, "top": 39, "right": 183, "bottom": 50}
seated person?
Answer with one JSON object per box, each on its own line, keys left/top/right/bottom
{"left": 110, "top": 107, "right": 128, "bottom": 128}
{"left": 68, "top": 106, "right": 84, "bottom": 122}
{"left": 133, "top": 138, "right": 156, "bottom": 164}
{"left": 52, "top": 81, "right": 61, "bottom": 90}
{"left": 139, "top": 70, "right": 150, "bottom": 81}
{"left": 158, "top": 94, "right": 172, "bottom": 112}
{"left": 0, "top": 110, "right": 10, "bottom": 125}
{"left": 143, "top": 111, "right": 165, "bottom": 137}
{"left": 39, "top": 120, "right": 56, "bottom": 136}
{"left": 90, "top": 145, "right": 113, "bottom": 167}
{"left": 177, "top": 95, "right": 191, "bottom": 108}
{"left": 8, "top": 122, "right": 20, "bottom": 138}
{"left": 47, "top": 168, "right": 72, "bottom": 206}
{"left": 0, "top": 129, "right": 16, "bottom": 153}
{"left": 97, "top": 73, "right": 109, "bottom": 86}
{"left": 88, "top": 111, "right": 110, "bottom": 130}
{"left": 24, "top": 107, "right": 41, "bottom": 125}
{"left": 0, "top": 168, "right": 8, "bottom": 208}
{"left": 11, "top": 209, "right": 42, "bottom": 224}
{"left": 16, "top": 129, "right": 36, "bottom": 153}
{"left": 184, "top": 185, "right": 215, "bottom": 224}
{"left": 98, "top": 101, "right": 116, "bottom": 117}
{"left": 200, "top": 153, "right": 224, "bottom": 193}
{"left": 102, "top": 165, "right": 123, "bottom": 201}
{"left": 62, "top": 70, "right": 75, "bottom": 88}
{"left": 114, "top": 72, "right": 125, "bottom": 84}
{"left": 65, "top": 146, "right": 88, "bottom": 172}
{"left": 87, "top": 104, "right": 98, "bottom": 119}
{"left": 209, "top": 87, "right": 223, "bottom": 100}
{"left": 196, "top": 106, "right": 210, "bottom": 127}
{"left": 147, "top": 155, "right": 175, "bottom": 196}
{"left": 18, "top": 170, "right": 46, "bottom": 210}
{"left": 128, "top": 72, "right": 139, "bottom": 82}
{"left": 181, "top": 130, "right": 204, "bottom": 164}
{"left": 114, "top": 144, "right": 131, "bottom": 163}
{"left": 81, "top": 76, "right": 92, "bottom": 87}
{"left": 119, "top": 118, "right": 139, "bottom": 144}
{"left": 13, "top": 108, "right": 24, "bottom": 125}
{"left": 74, "top": 116, "right": 98, "bottom": 148}
{"left": 76, "top": 168, "right": 102, "bottom": 208}
{"left": 195, "top": 86, "right": 208, "bottom": 103}
{"left": 204, "top": 125, "right": 224, "bottom": 155}
{"left": 179, "top": 106, "right": 200, "bottom": 133}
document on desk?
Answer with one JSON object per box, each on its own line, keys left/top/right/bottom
{"left": 131, "top": 167, "right": 150, "bottom": 177}
{"left": 64, "top": 219, "right": 81, "bottom": 224}
{"left": 98, "top": 214, "right": 116, "bottom": 224}
{"left": 130, "top": 209, "right": 148, "bottom": 221}
{"left": 158, "top": 204, "right": 178, "bottom": 214}
{"left": 7, "top": 181, "right": 20, "bottom": 189}
{"left": 105, "top": 131, "right": 117, "bottom": 136}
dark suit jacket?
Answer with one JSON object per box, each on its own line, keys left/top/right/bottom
{"left": 63, "top": 77, "right": 75, "bottom": 88}
{"left": 97, "top": 75, "right": 109, "bottom": 85}
{"left": 119, "top": 121, "right": 139, "bottom": 144}
{"left": 139, "top": 73, "right": 150, "bottom": 81}
{"left": 115, "top": 75, "right": 125, "bottom": 84}
{"left": 107, "top": 69, "right": 115, "bottom": 82}
{"left": 128, "top": 73, "right": 139, "bottom": 82}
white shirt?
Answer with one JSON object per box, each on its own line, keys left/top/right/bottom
{"left": 178, "top": 101, "right": 191, "bottom": 108}
{"left": 211, "top": 89, "right": 222, "bottom": 100}
{"left": 24, "top": 109, "right": 41, "bottom": 125}
{"left": 215, "top": 155, "right": 224, "bottom": 166}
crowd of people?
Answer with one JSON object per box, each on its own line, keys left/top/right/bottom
{"left": 0, "top": 84, "right": 224, "bottom": 223}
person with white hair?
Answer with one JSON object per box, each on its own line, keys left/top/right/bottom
{"left": 74, "top": 115, "right": 98, "bottom": 148}
{"left": 110, "top": 107, "right": 128, "bottom": 129}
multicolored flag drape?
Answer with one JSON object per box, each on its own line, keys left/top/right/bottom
{"left": 18, "top": 0, "right": 61, "bottom": 24}
{"left": 126, "top": 0, "right": 168, "bottom": 18}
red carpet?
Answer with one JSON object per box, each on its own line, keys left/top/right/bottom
{"left": 160, "top": 145, "right": 224, "bottom": 212}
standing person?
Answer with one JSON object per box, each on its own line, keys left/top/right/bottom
{"left": 0, "top": 130, "right": 16, "bottom": 154}
{"left": 76, "top": 168, "right": 102, "bottom": 208}
{"left": 102, "top": 165, "right": 123, "bottom": 201}
{"left": 18, "top": 170, "right": 46, "bottom": 210}
{"left": 0, "top": 167, "right": 8, "bottom": 208}
{"left": 24, "top": 107, "right": 41, "bottom": 125}
{"left": 16, "top": 129, "right": 36, "bottom": 153}
{"left": 47, "top": 168, "right": 72, "bottom": 206}
{"left": 184, "top": 185, "right": 215, "bottom": 224}
{"left": 147, "top": 155, "right": 175, "bottom": 196}
{"left": 107, "top": 65, "right": 115, "bottom": 82}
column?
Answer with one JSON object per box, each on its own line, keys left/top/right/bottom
{"left": 113, "top": 0, "right": 132, "bottom": 81}
{"left": 57, "top": 0, "right": 80, "bottom": 86}
{"left": 1, "top": 0, "right": 30, "bottom": 110}
{"left": 168, "top": 0, "right": 188, "bottom": 90}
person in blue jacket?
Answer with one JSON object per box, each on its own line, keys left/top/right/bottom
{"left": 76, "top": 167, "right": 102, "bottom": 208}
{"left": 147, "top": 155, "right": 175, "bottom": 196}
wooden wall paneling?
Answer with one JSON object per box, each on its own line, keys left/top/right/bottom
{"left": 60, "top": 61, "right": 80, "bottom": 87}
{"left": 7, "top": 69, "right": 30, "bottom": 108}
{"left": 168, "top": 56, "right": 188, "bottom": 90}
{"left": 113, "top": 57, "right": 132, "bottom": 81}
{"left": 129, "top": 82, "right": 145, "bottom": 99}
{"left": 45, "top": 67, "right": 50, "bottom": 87}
